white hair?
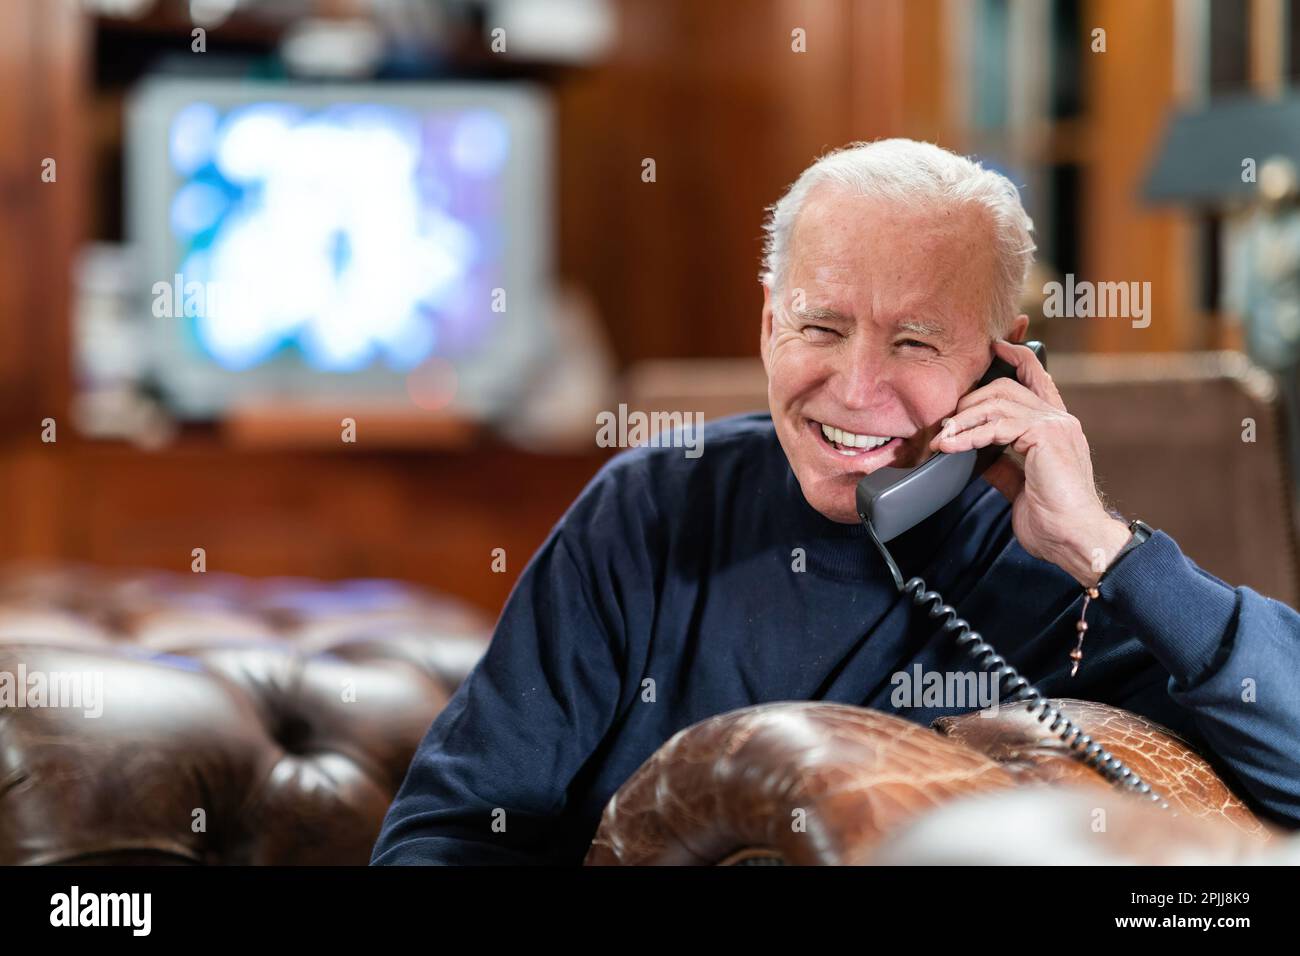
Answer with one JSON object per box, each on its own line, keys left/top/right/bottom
{"left": 759, "top": 138, "right": 1036, "bottom": 337}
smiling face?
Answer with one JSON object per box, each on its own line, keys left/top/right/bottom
{"left": 761, "top": 184, "right": 1024, "bottom": 524}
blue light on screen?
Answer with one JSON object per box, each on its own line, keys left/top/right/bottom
{"left": 169, "top": 102, "right": 220, "bottom": 176}
{"left": 167, "top": 100, "right": 510, "bottom": 373}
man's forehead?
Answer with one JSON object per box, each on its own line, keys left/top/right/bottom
{"left": 788, "top": 192, "right": 995, "bottom": 281}
{"left": 784, "top": 250, "right": 993, "bottom": 335}
{"left": 788, "top": 246, "right": 972, "bottom": 299}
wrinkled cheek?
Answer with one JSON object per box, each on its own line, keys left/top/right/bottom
{"left": 768, "top": 350, "right": 825, "bottom": 405}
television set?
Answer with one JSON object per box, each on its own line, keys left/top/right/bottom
{"left": 125, "top": 78, "right": 553, "bottom": 421}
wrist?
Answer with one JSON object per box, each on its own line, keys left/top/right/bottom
{"left": 1060, "top": 515, "right": 1133, "bottom": 588}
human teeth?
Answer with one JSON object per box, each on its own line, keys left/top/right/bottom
{"left": 820, "top": 422, "right": 890, "bottom": 449}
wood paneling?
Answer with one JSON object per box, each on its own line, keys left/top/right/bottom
{"left": 0, "top": 0, "right": 83, "bottom": 431}
{"left": 555, "top": 0, "right": 864, "bottom": 364}
{"left": 1081, "top": 0, "right": 1196, "bottom": 353}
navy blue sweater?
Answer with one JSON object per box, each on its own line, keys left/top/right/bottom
{"left": 371, "top": 413, "right": 1300, "bottom": 864}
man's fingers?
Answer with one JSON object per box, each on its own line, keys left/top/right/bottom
{"left": 931, "top": 415, "right": 1024, "bottom": 453}
{"left": 954, "top": 370, "right": 1051, "bottom": 415}
{"left": 935, "top": 397, "right": 1025, "bottom": 444}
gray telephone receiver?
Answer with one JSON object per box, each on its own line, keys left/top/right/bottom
{"left": 854, "top": 340, "right": 1172, "bottom": 811}
{"left": 855, "top": 341, "right": 1046, "bottom": 542}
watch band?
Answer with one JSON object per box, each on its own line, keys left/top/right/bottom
{"left": 1099, "top": 518, "right": 1154, "bottom": 584}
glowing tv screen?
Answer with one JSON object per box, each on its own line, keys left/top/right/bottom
{"left": 127, "top": 79, "right": 553, "bottom": 419}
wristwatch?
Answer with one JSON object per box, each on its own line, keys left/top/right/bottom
{"left": 1098, "top": 518, "right": 1154, "bottom": 584}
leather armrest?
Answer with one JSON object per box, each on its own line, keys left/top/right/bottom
{"left": 586, "top": 699, "right": 1274, "bottom": 865}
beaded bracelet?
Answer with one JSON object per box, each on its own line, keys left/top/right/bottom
{"left": 1069, "top": 518, "right": 1153, "bottom": 677}
{"left": 1071, "top": 587, "right": 1098, "bottom": 677}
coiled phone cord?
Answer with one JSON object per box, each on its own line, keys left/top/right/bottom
{"left": 864, "top": 520, "right": 1172, "bottom": 813}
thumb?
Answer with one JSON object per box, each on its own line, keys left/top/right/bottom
{"left": 983, "top": 453, "right": 1025, "bottom": 503}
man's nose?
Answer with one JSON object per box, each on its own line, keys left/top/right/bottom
{"left": 835, "top": 339, "right": 893, "bottom": 410}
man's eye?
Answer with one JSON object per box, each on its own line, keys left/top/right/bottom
{"left": 805, "top": 325, "right": 839, "bottom": 340}
{"left": 897, "top": 338, "right": 937, "bottom": 351}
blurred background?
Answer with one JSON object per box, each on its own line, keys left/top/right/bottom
{"left": 2, "top": 0, "right": 1300, "bottom": 613}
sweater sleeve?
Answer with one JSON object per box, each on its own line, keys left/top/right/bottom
{"left": 369, "top": 528, "right": 628, "bottom": 865}
{"left": 1099, "top": 530, "right": 1300, "bottom": 826}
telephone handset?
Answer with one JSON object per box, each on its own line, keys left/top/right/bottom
{"left": 855, "top": 341, "right": 1172, "bottom": 811}
{"left": 855, "top": 341, "right": 1047, "bottom": 543}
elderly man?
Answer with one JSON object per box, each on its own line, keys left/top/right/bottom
{"left": 372, "top": 139, "right": 1300, "bottom": 865}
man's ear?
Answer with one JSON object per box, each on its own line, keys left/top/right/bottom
{"left": 1007, "top": 313, "right": 1030, "bottom": 343}
{"left": 759, "top": 282, "right": 774, "bottom": 375}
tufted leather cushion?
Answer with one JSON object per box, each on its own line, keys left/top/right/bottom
{"left": 584, "top": 700, "right": 1279, "bottom": 865}
{"left": 0, "top": 565, "right": 489, "bottom": 865}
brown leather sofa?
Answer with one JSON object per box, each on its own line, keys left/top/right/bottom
{"left": 2, "top": 565, "right": 1289, "bottom": 866}
{"left": 0, "top": 565, "right": 489, "bottom": 865}
{"left": 585, "top": 699, "right": 1288, "bottom": 865}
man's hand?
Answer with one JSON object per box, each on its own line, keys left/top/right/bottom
{"left": 928, "top": 340, "right": 1132, "bottom": 587}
